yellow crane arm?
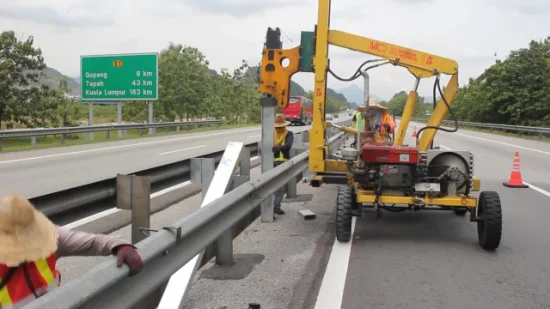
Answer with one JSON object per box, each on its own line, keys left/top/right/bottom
{"left": 327, "top": 30, "right": 458, "bottom": 78}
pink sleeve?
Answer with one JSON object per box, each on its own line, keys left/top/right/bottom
{"left": 56, "top": 226, "right": 133, "bottom": 258}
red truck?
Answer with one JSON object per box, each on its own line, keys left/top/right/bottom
{"left": 282, "top": 96, "right": 313, "bottom": 126}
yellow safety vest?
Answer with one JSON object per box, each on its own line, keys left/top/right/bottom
{"left": 354, "top": 112, "right": 364, "bottom": 131}
{"left": 274, "top": 151, "right": 287, "bottom": 162}
{"left": 0, "top": 254, "right": 60, "bottom": 309}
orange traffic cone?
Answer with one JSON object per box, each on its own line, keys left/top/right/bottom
{"left": 503, "top": 152, "right": 529, "bottom": 188}
{"left": 412, "top": 126, "right": 417, "bottom": 137}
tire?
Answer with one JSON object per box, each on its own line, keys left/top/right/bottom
{"left": 336, "top": 186, "right": 353, "bottom": 242}
{"left": 477, "top": 191, "right": 503, "bottom": 250}
{"left": 454, "top": 208, "right": 467, "bottom": 216}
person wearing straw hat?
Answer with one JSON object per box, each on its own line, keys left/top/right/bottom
{"left": 272, "top": 114, "right": 294, "bottom": 215}
{"left": 0, "top": 195, "right": 143, "bottom": 308}
{"left": 366, "top": 101, "right": 396, "bottom": 143}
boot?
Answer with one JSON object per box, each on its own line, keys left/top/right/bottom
{"left": 274, "top": 207, "right": 285, "bottom": 215}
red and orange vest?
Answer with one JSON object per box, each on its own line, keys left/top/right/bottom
{"left": 0, "top": 254, "right": 60, "bottom": 309}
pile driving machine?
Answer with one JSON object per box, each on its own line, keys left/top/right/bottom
{"left": 258, "top": 0, "right": 502, "bottom": 250}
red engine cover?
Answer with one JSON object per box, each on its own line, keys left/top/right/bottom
{"left": 361, "top": 144, "right": 419, "bottom": 164}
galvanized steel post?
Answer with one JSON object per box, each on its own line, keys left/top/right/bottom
{"left": 260, "top": 97, "right": 276, "bottom": 222}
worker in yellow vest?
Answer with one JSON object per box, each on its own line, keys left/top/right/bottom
{"left": 0, "top": 195, "right": 143, "bottom": 308}
{"left": 272, "top": 114, "right": 294, "bottom": 215}
{"left": 350, "top": 106, "right": 366, "bottom": 147}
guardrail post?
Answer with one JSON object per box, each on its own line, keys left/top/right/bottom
{"left": 106, "top": 130, "right": 110, "bottom": 140}
{"left": 118, "top": 102, "right": 124, "bottom": 138}
{"left": 191, "top": 157, "right": 216, "bottom": 200}
{"left": 115, "top": 174, "right": 151, "bottom": 244}
{"left": 88, "top": 101, "right": 94, "bottom": 141}
{"left": 260, "top": 97, "right": 276, "bottom": 222}
{"left": 31, "top": 136, "right": 36, "bottom": 148}
{"left": 148, "top": 102, "right": 155, "bottom": 135}
{"left": 215, "top": 147, "right": 250, "bottom": 266}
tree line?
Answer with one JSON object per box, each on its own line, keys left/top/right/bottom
{"left": 382, "top": 37, "right": 550, "bottom": 126}
{"left": 0, "top": 30, "right": 353, "bottom": 130}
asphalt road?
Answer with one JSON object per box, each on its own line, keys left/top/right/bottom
{"left": 332, "top": 121, "right": 550, "bottom": 309}
{"left": 0, "top": 115, "right": 352, "bottom": 198}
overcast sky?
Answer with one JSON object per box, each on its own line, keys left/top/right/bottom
{"left": 1, "top": 0, "right": 549, "bottom": 100}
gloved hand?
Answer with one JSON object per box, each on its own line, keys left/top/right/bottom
{"left": 272, "top": 145, "right": 281, "bottom": 152}
{"left": 383, "top": 123, "right": 392, "bottom": 133}
{"left": 116, "top": 245, "right": 143, "bottom": 276}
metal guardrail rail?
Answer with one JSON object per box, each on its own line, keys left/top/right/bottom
{"left": 410, "top": 118, "right": 550, "bottom": 135}
{"left": 25, "top": 130, "right": 347, "bottom": 309}
{"left": 0, "top": 120, "right": 224, "bottom": 138}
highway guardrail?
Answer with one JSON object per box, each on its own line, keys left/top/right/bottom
{"left": 0, "top": 119, "right": 224, "bottom": 150}
{"left": 25, "top": 126, "right": 348, "bottom": 309}
{"left": 410, "top": 118, "right": 550, "bottom": 136}
{"left": 33, "top": 118, "right": 350, "bottom": 223}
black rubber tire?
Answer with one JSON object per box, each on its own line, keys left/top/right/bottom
{"left": 477, "top": 191, "right": 503, "bottom": 250}
{"left": 336, "top": 186, "right": 354, "bottom": 242}
{"left": 454, "top": 208, "right": 468, "bottom": 216}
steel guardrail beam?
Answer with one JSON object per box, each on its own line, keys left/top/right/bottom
{"left": 410, "top": 118, "right": 550, "bottom": 135}
{"left": 0, "top": 120, "right": 224, "bottom": 138}
{"left": 24, "top": 132, "right": 347, "bottom": 309}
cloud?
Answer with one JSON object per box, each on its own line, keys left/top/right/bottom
{"left": 1, "top": 0, "right": 548, "bottom": 100}
{"left": 0, "top": 2, "right": 115, "bottom": 27}
{"left": 181, "top": 0, "right": 308, "bottom": 17}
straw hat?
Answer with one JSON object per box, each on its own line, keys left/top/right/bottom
{"left": 0, "top": 195, "right": 58, "bottom": 267}
{"left": 274, "top": 114, "right": 290, "bottom": 127}
{"left": 367, "top": 101, "right": 387, "bottom": 110}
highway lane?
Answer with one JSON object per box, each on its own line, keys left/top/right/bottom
{"left": 317, "top": 121, "right": 550, "bottom": 309}
{"left": 1, "top": 115, "right": 352, "bottom": 198}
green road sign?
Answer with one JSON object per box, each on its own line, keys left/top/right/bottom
{"left": 80, "top": 53, "right": 159, "bottom": 101}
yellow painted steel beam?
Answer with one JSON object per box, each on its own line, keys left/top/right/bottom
{"left": 356, "top": 189, "right": 477, "bottom": 207}
{"left": 394, "top": 90, "right": 418, "bottom": 146}
{"left": 327, "top": 30, "right": 458, "bottom": 78}
{"left": 309, "top": 0, "right": 331, "bottom": 173}
{"left": 417, "top": 72, "right": 459, "bottom": 151}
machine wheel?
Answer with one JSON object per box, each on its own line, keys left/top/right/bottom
{"left": 336, "top": 186, "right": 354, "bottom": 242}
{"left": 477, "top": 191, "right": 502, "bottom": 250}
{"left": 454, "top": 208, "right": 468, "bottom": 216}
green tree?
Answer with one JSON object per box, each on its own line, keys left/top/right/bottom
{"left": 0, "top": 31, "right": 46, "bottom": 128}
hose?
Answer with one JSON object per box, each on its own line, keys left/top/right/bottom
{"left": 328, "top": 59, "right": 390, "bottom": 82}
{"left": 415, "top": 75, "right": 459, "bottom": 146}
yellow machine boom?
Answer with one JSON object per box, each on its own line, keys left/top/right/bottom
{"left": 259, "top": 0, "right": 460, "bottom": 174}
{"left": 257, "top": 0, "right": 502, "bottom": 252}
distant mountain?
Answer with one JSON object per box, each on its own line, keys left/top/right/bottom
{"left": 28, "top": 67, "right": 80, "bottom": 95}
{"left": 338, "top": 83, "right": 380, "bottom": 106}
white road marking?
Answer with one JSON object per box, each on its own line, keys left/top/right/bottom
{"left": 151, "top": 181, "right": 191, "bottom": 198}
{"left": 449, "top": 132, "right": 550, "bottom": 155}
{"left": 63, "top": 208, "right": 120, "bottom": 229}
{"left": 439, "top": 145, "right": 451, "bottom": 150}
{"left": 158, "top": 145, "right": 206, "bottom": 156}
{"left": 522, "top": 182, "right": 550, "bottom": 198}
{"left": 0, "top": 128, "right": 258, "bottom": 165}
{"left": 314, "top": 217, "right": 357, "bottom": 309}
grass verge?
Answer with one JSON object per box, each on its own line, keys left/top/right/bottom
{"left": 1, "top": 123, "right": 258, "bottom": 153}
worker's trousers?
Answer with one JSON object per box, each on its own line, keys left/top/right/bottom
{"left": 274, "top": 186, "right": 286, "bottom": 210}
{"left": 273, "top": 161, "right": 286, "bottom": 210}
